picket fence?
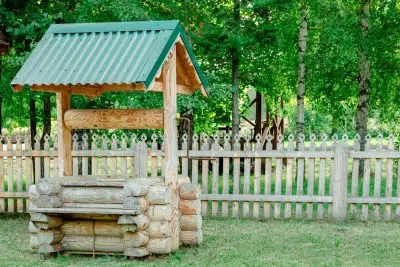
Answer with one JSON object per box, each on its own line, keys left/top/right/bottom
{"left": 0, "top": 132, "right": 399, "bottom": 221}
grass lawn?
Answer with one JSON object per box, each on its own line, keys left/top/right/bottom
{"left": 0, "top": 214, "right": 399, "bottom": 267}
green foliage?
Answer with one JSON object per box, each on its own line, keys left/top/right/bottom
{"left": 0, "top": 0, "right": 399, "bottom": 134}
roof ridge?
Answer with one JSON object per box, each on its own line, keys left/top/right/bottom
{"left": 47, "top": 20, "right": 180, "bottom": 34}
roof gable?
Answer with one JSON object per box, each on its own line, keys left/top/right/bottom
{"left": 11, "top": 20, "right": 208, "bottom": 95}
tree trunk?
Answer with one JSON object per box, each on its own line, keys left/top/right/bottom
{"left": 356, "top": 0, "right": 371, "bottom": 149}
{"left": 29, "top": 97, "right": 37, "bottom": 149}
{"left": 0, "top": 96, "right": 2, "bottom": 136}
{"left": 40, "top": 94, "right": 51, "bottom": 148}
{"left": 231, "top": 0, "right": 240, "bottom": 137}
{"left": 296, "top": 6, "right": 307, "bottom": 146}
{"left": 254, "top": 92, "right": 262, "bottom": 139}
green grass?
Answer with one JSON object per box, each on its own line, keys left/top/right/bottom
{"left": 1, "top": 214, "right": 400, "bottom": 266}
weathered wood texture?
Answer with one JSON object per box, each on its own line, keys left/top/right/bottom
{"left": 64, "top": 109, "right": 164, "bottom": 130}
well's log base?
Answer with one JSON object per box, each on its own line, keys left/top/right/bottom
{"left": 28, "top": 176, "right": 203, "bottom": 258}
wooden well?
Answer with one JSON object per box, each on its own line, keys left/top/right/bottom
{"left": 12, "top": 21, "right": 207, "bottom": 257}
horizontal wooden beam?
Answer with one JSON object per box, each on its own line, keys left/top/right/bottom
{"left": 64, "top": 109, "right": 164, "bottom": 130}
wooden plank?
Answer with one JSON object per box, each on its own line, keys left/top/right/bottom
{"left": 110, "top": 134, "right": 118, "bottom": 176}
{"left": 222, "top": 134, "right": 231, "bottom": 217}
{"left": 384, "top": 135, "right": 394, "bottom": 221}
{"left": 328, "top": 137, "right": 337, "bottom": 217}
{"left": 284, "top": 136, "right": 294, "bottom": 219}
{"left": 15, "top": 136, "right": 23, "bottom": 213}
{"left": 264, "top": 135, "right": 273, "bottom": 218}
{"left": 253, "top": 135, "right": 262, "bottom": 219}
{"left": 0, "top": 135, "right": 4, "bottom": 212}
{"left": 274, "top": 136, "right": 283, "bottom": 219}
{"left": 25, "top": 135, "right": 33, "bottom": 209}
{"left": 348, "top": 197, "right": 400, "bottom": 204}
{"left": 163, "top": 46, "right": 178, "bottom": 186}
{"left": 232, "top": 135, "right": 240, "bottom": 218}
{"left": 101, "top": 135, "right": 108, "bottom": 175}
{"left": 130, "top": 134, "right": 137, "bottom": 176}
{"left": 350, "top": 151, "right": 400, "bottom": 159}
{"left": 201, "top": 135, "right": 210, "bottom": 216}
{"left": 317, "top": 135, "right": 328, "bottom": 219}
{"left": 151, "top": 134, "right": 158, "bottom": 177}
{"left": 332, "top": 142, "right": 348, "bottom": 222}
{"left": 72, "top": 134, "right": 79, "bottom": 176}
{"left": 6, "top": 136, "right": 14, "bottom": 212}
{"left": 64, "top": 109, "right": 164, "bottom": 130}
{"left": 191, "top": 135, "right": 199, "bottom": 184}
{"left": 0, "top": 192, "right": 29, "bottom": 198}
{"left": 211, "top": 135, "right": 220, "bottom": 217}
{"left": 56, "top": 92, "right": 72, "bottom": 176}
{"left": 397, "top": 159, "right": 400, "bottom": 220}
{"left": 350, "top": 135, "right": 360, "bottom": 216}
{"left": 201, "top": 194, "right": 332, "bottom": 203}
{"left": 243, "top": 136, "right": 251, "bottom": 217}
{"left": 34, "top": 136, "right": 41, "bottom": 183}
{"left": 373, "top": 135, "right": 383, "bottom": 220}
{"left": 91, "top": 134, "right": 99, "bottom": 176}
{"left": 81, "top": 134, "right": 89, "bottom": 176}
{"left": 306, "top": 135, "right": 316, "bottom": 219}
{"left": 295, "top": 134, "right": 305, "bottom": 218}
{"left": 361, "top": 137, "right": 371, "bottom": 221}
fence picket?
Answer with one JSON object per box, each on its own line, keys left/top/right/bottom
{"left": 274, "top": 135, "right": 284, "bottom": 219}
{"left": 53, "top": 134, "right": 59, "bottom": 176}
{"left": 253, "top": 134, "right": 262, "bottom": 219}
{"left": 6, "top": 136, "right": 14, "bottom": 212}
{"left": 111, "top": 134, "right": 118, "bottom": 176}
{"left": 361, "top": 135, "right": 372, "bottom": 221}
{"left": 306, "top": 134, "right": 316, "bottom": 219}
{"left": 384, "top": 135, "right": 394, "bottom": 221}
{"left": 396, "top": 158, "right": 400, "bottom": 220}
{"left": 243, "top": 135, "right": 251, "bottom": 217}
{"left": 232, "top": 134, "right": 240, "bottom": 218}
{"left": 16, "top": 136, "right": 23, "bottom": 213}
{"left": 181, "top": 134, "right": 188, "bottom": 177}
{"left": 350, "top": 134, "right": 361, "bottom": 216}
{"left": 328, "top": 135, "right": 338, "bottom": 217}
{"left": 373, "top": 134, "right": 383, "bottom": 220}
{"left": 72, "top": 134, "right": 79, "bottom": 176}
{"left": 264, "top": 134, "right": 273, "bottom": 218}
{"left": 296, "top": 134, "right": 305, "bottom": 218}
{"left": 201, "top": 135, "right": 210, "bottom": 216}
{"left": 101, "top": 134, "right": 109, "bottom": 175}
{"left": 81, "top": 134, "right": 89, "bottom": 176}
{"left": 34, "top": 136, "right": 41, "bottom": 182}
{"left": 25, "top": 135, "right": 32, "bottom": 209}
{"left": 151, "top": 133, "right": 158, "bottom": 177}
{"left": 91, "top": 134, "right": 98, "bottom": 176}
{"left": 317, "top": 134, "right": 328, "bottom": 219}
{"left": 222, "top": 134, "right": 231, "bottom": 217}
{"left": 130, "top": 134, "right": 137, "bottom": 176}
{"left": 191, "top": 134, "right": 199, "bottom": 184}
{"left": 43, "top": 135, "right": 50, "bottom": 179}
{"left": 0, "top": 135, "right": 4, "bottom": 212}
{"left": 120, "top": 134, "right": 127, "bottom": 176}
{"left": 284, "top": 135, "right": 294, "bottom": 219}
{"left": 211, "top": 134, "right": 220, "bottom": 217}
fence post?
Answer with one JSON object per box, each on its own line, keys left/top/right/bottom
{"left": 332, "top": 141, "right": 348, "bottom": 222}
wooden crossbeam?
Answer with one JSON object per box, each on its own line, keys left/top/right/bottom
{"left": 64, "top": 109, "right": 164, "bottom": 130}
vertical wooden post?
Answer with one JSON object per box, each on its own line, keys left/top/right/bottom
{"left": 163, "top": 46, "right": 178, "bottom": 186}
{"left": 56, "top": 92, "right": 72, "bottom": 177}
{"left": 332, "top": 142, "right": 348, "bottom": 222}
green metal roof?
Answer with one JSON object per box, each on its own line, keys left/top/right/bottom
{"left": 11, "top": 20, "right": 208, "bottom": 93}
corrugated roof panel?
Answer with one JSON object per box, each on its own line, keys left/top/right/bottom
{"left": 11, "top": 20, "right": 208, "bottom": 92}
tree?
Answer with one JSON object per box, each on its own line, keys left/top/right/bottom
{"left": 356, "top": 0, "right": 371, "bottom": 146}
{"left": 231, "top": 0, "right": 241, "bottom": 136}
{"left": 296, "top": 3, "right": 308, "bottom": 141}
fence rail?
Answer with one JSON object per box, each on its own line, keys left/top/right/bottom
{"left": 0, "top": 132, "right": 399, "bottom": 222}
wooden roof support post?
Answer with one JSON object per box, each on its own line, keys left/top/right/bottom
{"left": 163, "top": 46, "right": 178, "bottom": 186}
{"left": 56, "top": 92, "right": 72, "bottom": 176}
